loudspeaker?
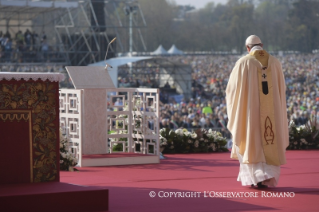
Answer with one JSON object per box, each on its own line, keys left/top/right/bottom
{"left": 91, "top": 0, "right": 106, "bottom": 32}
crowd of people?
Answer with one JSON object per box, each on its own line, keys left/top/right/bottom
{"left": 0, "top": 29, "right": 55, "bottom": 63}
{"left": 1, "top": 51, "right": 318, "bottom": 137}
{"left": 157, "top": 54, "right": 319, "bottom": 138}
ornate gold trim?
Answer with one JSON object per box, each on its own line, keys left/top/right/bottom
{"left": 0, "top": 110, "right": 33, "bottom": 182}
{"left": 0, "top": 113, "right": 30, "bottom": 122}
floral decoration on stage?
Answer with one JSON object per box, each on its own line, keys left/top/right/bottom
{"left": 160, "top": 128, "right": 228, "bottom": 153}
{"left": 288, "top": 119, "right": 319, "bottom": 150}
{"left": 60, "top": 130, "right": 78, "bottom": 171}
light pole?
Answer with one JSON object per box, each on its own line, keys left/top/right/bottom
{"left": 129, "top": 10, "right": 133, "bottom": 54}
{"left": 124, "top": 4, "right": 137, "bottom": 55}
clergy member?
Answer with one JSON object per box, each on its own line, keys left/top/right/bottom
{"left": 226, "top": 35, "right": 289, "bottom": 188}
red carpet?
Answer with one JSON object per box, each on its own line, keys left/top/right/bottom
{"left": 60, "top": 150, "right": 319, "bottom": 212}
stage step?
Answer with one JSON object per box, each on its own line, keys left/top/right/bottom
{"left": 0, "top": 182, "right": 108, "bottom": 212}
{"left": 81, "top": 153, "right": 160, "bottom": 167}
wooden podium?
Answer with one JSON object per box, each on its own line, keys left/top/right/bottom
{"left": 0, "top": 73, "right": 64, "bottom": 184}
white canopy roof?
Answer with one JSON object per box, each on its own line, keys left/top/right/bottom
{"left": 88, "top": 56, "right": 153, "bottom": 87}
{"left": 168, "top": 45, "right": 184, "bottom": 55}
{"left": 89, "top": 56, "right": 152, "bottom": 69}
{"left": 151, "top": 45, "right": 168, "bottom": 55}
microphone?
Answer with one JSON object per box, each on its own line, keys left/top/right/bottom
{"left": 104, "top": 37, "right": 116, "bottom": 70}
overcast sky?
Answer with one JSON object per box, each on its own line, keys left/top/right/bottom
{"left": 171, "top": 0, "right": 228, "bottom": 9}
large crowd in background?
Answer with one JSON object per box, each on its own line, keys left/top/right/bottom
{"left": 1, "top": 45, "right": 318, "bottom": 138}
{"left": 158, "top": 54, "right": 319, "bottom": 138}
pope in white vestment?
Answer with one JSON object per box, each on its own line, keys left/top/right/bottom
{"left": 226, "top": 35, "right": 289, "bottom": 188}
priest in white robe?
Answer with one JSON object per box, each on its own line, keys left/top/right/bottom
{"left": 226, "top": 35, "right": 289, "bottom": 188}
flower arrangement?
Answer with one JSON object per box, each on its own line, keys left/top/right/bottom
{"left": 60, "top": 130, "right": 78, "bottom": 171}
{"left": 288, "top": 119, "right": 319, "bottom": 150}
{"left": 160, "top": 128, "right": 228, "bottom": 153}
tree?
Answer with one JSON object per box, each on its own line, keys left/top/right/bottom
{"left": 285, "top": 0, "right": 319, "bottom": 52}
{"left": 254, "top": 0, "right": 289, "bottom": 51}
{"left": 220, "top": 1, "right": 254, "bottom": 53}
{"left": 138, "top": 0, "right": 175, "bottom": 51}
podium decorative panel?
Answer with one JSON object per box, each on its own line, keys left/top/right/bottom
{"left": 0, "top": 73, "right": 63, "bottom": 183}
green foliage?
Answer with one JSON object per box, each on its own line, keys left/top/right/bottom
{"left": 112, "top": 143, "right": 124, "bottom": 152}
{"left": 59, "top": 131, "right": 78, "bottom": 171}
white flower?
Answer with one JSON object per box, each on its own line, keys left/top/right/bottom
{"left": 59, "top": 130, "right": 78, "bottom": 169}
{"left": 184, "top": 131, "right": 191, "bottom": 136}
{"left": 200, "top": 138, "right": 204, "bottom": 141}
{"left": 160, "top": 128, "right": 166, "bottom": 133}
{"left": 175, "top": 129, "right": 184, "bottom": 136}
{"left": 160, "top": 136, "right": 167, "bottom": 142}
{"left": 161, "top": 141, "right": 167, "bottom": 146}
{"left": 207, "top": 133, "right": 213, "bottom": 138}
{"left": 191, "top": 132, "right": 197, "bottom": 139}
{"left": 64, "top": 142, "right": 69, "bottom": 149}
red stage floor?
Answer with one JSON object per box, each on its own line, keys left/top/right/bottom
{"left": 61, "top": 150, "right": 319, "bottom": 212}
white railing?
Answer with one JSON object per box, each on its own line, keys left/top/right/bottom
{"left": 106, "top": 88, "right": 160, "bottom": 156}
{"left": 59, "top": 89, "right": 82, "bottom": 166}
{"left": 59, "top": 88, "right": 160, "bottom": 166}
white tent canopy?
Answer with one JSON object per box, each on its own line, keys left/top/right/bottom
{"left": 88, "top": 56, "right": 152, "bottom": 87}
{"left": 151, "top": 45, "right": 168, "bottom": 55}
{"left": 88, "top": 56, "right": 192, "bottom": 98}
{"left": 168, "top": 45, "right": 184, "bottom": 55}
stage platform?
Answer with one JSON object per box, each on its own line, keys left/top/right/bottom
{"left": 0, "top": 182, "right": 108, "bottom": 212}
{"left": 81, "top": 153, "right": 160, "bottom": 167}
{"left": 61, "top": 150, "right": 319, "bottom": 212}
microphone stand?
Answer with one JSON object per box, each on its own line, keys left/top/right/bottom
{"left": 104, "top": 37, "right": 116, "bottom": 70}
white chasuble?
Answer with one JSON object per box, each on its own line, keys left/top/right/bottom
{"left": 226, "top": 50, "right": 289, "bottom": 166}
